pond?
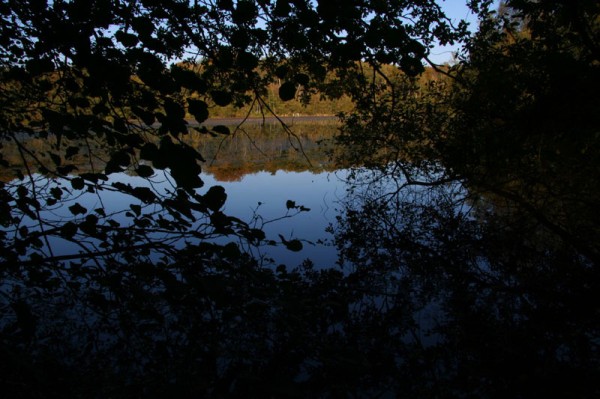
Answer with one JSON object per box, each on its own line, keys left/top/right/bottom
{"left": 1, "top": 120, "right": 350, "bottom": 268}
{"left": 2, "top": 120, "right": 598, "bottom": 398}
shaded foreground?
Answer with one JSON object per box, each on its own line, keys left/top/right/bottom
{"left": 1, "top": 161, "right": 599, "bottom": 398}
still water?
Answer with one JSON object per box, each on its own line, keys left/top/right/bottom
{"left": 3, "top": 121, "right": 349, "bottom": 267}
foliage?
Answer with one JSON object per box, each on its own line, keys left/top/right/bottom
{"left": 330, "top": 0, "right": 600, "bottom": 395}
{"left": 0, "top": 0, "right": 464, "bottom": 266}
{"left": 1, "top": 0, "right": 599, "bottom": 397}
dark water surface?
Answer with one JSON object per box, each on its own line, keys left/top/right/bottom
{"left": 2, "top": 121, "right": 599, "bottom": 398}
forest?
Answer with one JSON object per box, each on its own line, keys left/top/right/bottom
{"left": 1, "top": 0, "right": 599, "bottom": 397}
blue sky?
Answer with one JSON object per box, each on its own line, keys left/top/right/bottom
{"left": 429, "top": 0, "right": 500, "bottom": 64}
{"left": 428, "top": 1, "right": 479, "bottom": 64}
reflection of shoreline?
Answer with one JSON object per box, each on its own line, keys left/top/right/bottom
{"left": 1, "top": 121, "right": 341, "bottom": 183}
{"left": 204, "top": 163, "right": 336, "bottom": 182}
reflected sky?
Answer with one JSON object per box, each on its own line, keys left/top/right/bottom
{"left": 202, "top": 168, "right": 350, "bottom": 267}
{"left": 2, "top": 121, "right": 349, "bottom": 268}
{"left": 12, "top": 167, "right": 351, "bottom": 268}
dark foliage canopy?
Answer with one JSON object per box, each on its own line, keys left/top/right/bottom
{"left": 1, "top": 0, "right": 600, "bottom": 397}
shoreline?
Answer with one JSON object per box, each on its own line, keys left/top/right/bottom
{"left": 196, "top": 115, "right": 339, "bottom": 126}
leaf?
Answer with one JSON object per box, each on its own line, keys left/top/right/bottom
{"left": 105, "top": 159, "right": 124, "bottom": 175}
{"left": 111, "top": 150, "right": 130, "bottom": 167}
{"left": 400, "top": 56, "right": 425, "bottom": 77}
{"left": 79, "top": 173, "right": 109, "bottom": 183}
{"left": 130, "top": 204, "right": 142, "bottom": 217}
{"left": 279, "top": 81, "right": 297, "bottom": 101}
{"left": 68, "top": 203, "right": 87, "bottom": 215}
{"left": 164, "top": 99, "right": 185, "bottom": 120}
{"left": 56, "top": 165, "right": 78, "bottom": 175}
{"left": 171, "top": 66, "right": 207, "bottom": 93}
{"left": 71, "top": 177, "right": 85, "bottom": 190}
{"left": 232, "top": 1, "right": 258, "bottom": 24}
{"left": 279, "top": 234, "right": 303, "bottom": 252}
{"left": 79, "top": 215, "right": 99, "bottom": 236}
{"left": 60, "top": 221, "right": 78, "bottom": 239}
{"left": 274, "top": 0, "right": 292, "bottom": 17}
{"left": 188, "top": 99, "right": 209, "bottom": 123}
{"left": 285, "top": 239, "right": 303, "bottom": 252}
{"left": 50, "top": 186, "right": 63, "bottom": 200}
{"left": 131, "top": 187, "right": 157, "bottom": 204}
{"left": 212, "top": 125, "right": 230, "bottom": 135}
{"left": 286, "top": 200, "right": 296, "bottom": 209}
{"left": 115, "top": 30, "right": 139, "bottom": 47}
{"left": 203, "top": 185, "right": 227, "bottom": 212}
{"left": 210, "top": 90, "right": 232, "bottom": 107}
{"left": 222, "top": 242, "right": 241, "bottom": 259}
{"left": 132, "top": 106, "right": 156, "bottom": 125}
{"left": 136, "top": 165, "right": 154, "bottom": 178}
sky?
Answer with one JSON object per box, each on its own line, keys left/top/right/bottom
{"left": 428, "top": 0, "right": 479, "bottom": 64}
{"left": 429, "top": 0, "right": 501, "bottom": 64}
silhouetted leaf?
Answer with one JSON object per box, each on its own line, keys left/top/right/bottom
{"left": 171, "top": 66, "right": 207, "bottom": 93}
{"left": 217, "top": 0, "right": 233, "bottom": 11}
{"left": 164, "top": 99, "right": 185, "bottom": 120}
{"left": 130, "top": 204, "right": 142, "bottom": 217}
{"left": 188, "top": 99, "right": 209, "bottom": 123}
{"left": 132, "top": 106, "right": 156, "bottom": 125}
{"left": 204, "top": 185, "right": 227, "bottom": 212}
{"left": 71, "top": 177, "right": 85, "bottom": 190}
{"left": 56, "top": 165, "right": 78, "bottom": 175}
{"left": 232, "top": 1, "right": 257, "bottom": 24}
{"left": 79, "top": 214, "right": 99, "bottom": 236}
{"left": 136, "top": 165, "right": 154, "bottom": 178}
{"left": 50, "top": 187, "right": 63, "bottom": 200}
{"left": 49, "top": 153, "right": 61, "bottom": 167}
{"left": 222, "top": 242, "right": 241, "bottom": 259}
{"left": 60, "top": 221, "right": 78, "bottom": 239}
{"left": 274, "top": 0, "right": 291, "bottom": 17}
{"left": 115, "top": 30, "right": 139, "bottom": 47}
{"left": 68, "top": 203, "right": 87, "bottom": 215}
{"left": 131, "top": 187, "right": 157, "bottom": 204}
{"left": 279, "top": 234, "right": 303, "bottom": 252}
{"left": 79, "top": 173, "right": 108, "bottom": 183}
{"left": 210, "top": 90, "right": 233, "bottom": 106}
{"left": 212, "top": 125, "right": 230, "bottom": 135}
{"left": 105, "top": 160, "right": 124, "bottom": 175}
{"left": 279, "top": 81, "right": 296, "bottom": 101}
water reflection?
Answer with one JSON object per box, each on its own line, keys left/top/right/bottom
{"left": 3, "top": 122, "right": 346, "bottom": 266}
{"left": 1, "top": 122, "right": 599, "bottom": 397}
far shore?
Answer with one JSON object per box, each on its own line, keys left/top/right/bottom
{"left": 194, "top": 115, "right": 339, "bottom": 126}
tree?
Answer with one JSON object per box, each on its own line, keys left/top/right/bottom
{"left": 0, "top": 1, "right": 473, "bottom": 397}
{"left": 330, "top": 1, "right": 600, "bottom": 396}
{"left": 0, "top": 0, "right": 465, "bottom": 266}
